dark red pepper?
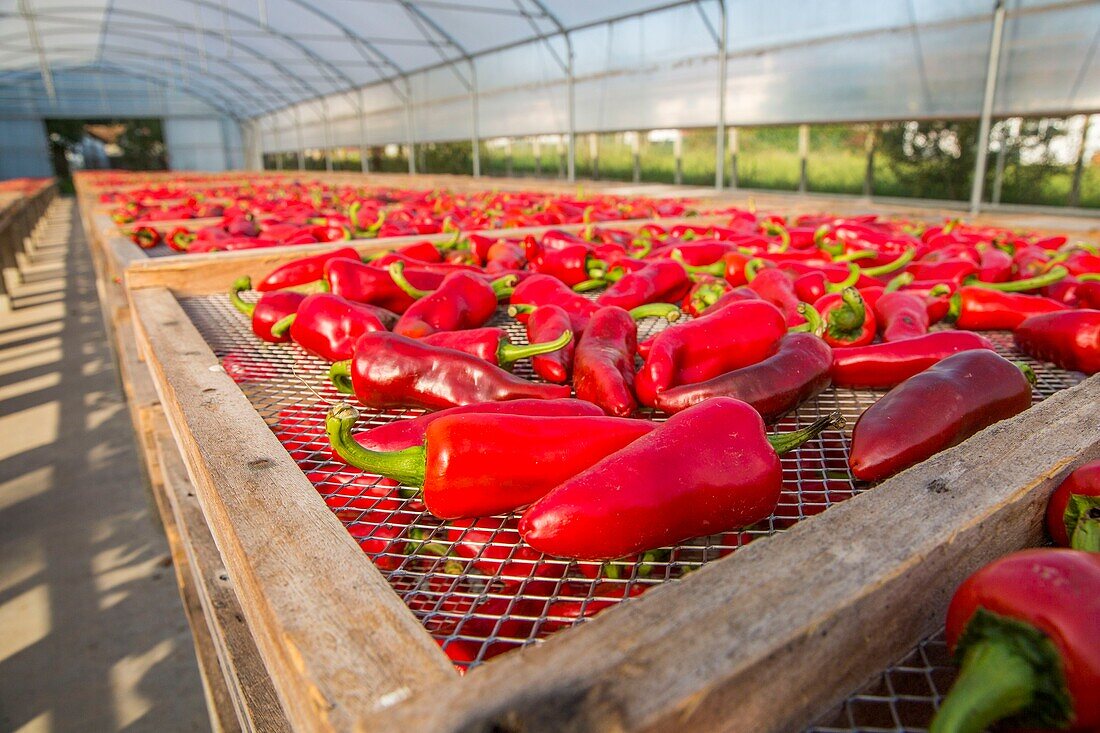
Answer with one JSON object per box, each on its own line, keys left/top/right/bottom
{"left": 1046, "top": 460, "right": 1100, "bottom": 552}
{"left": 849, "top": 350, "right": 1033, "bottom": 482}
{"left": 420, "top": 327, "right": 572, "bottom": 370}
{"left": 945, "top": 287, "right": 1069, "bottom": 330}
{"left": 257, "top": 247, "right": 359, "bottom": 291}
{"left": 390, "top": 264, "right": 512, "bottom": 339}
{"left": 831, "top": 331, "right": 996, "bottom": 389}
{"left": 510, "top": 274, "right": 598, "bottom": 334}
{"left": 746, "top": 260, "right": 802, "bottom": 326}
{"left": 529, "top": 243, "right": 606, "bottom": 286}
{"left": 596, "top": 259, "right": 691, "bottom": 311}
{"left": 874, "top": 290, "right": 929, "bottom": 341}
{"left": 1013, "top": 310, "right": 1100, "bottom": 375}
{"left": 654, "top": 333, "right": 832, "bottom": 421}
{"left": 324, "top": 257, "right": 444, "bottom": 313}
{"left": 229, "top": 276, "right": 305, "bottom": 343}
{"left": 572, "top": 306, "right": 639, "bottom": 417}
{"left": 931, "top": 549, "right": 1100, "bottom": 733}
{"left": 519, "top": 399, "right": 842, "bottom": 560}
{"left": 524, "top": 305, "right": 576, "bottom": 383}
{"left": 281, "top": 293, "right": 388, "bottom": 361}
{"left": 327, "top": 405, "right": 654, "bottom": 518}
{"left": 329, "top": 332, "right": 571, "bottom": 410}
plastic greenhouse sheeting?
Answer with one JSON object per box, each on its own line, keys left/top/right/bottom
{"left": 1, "top": 0, "right": 1099, "bottom": 153}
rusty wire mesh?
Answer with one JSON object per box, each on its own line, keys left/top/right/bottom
{"left": 182, "top": 290, "right": 1084, "bottom": 708}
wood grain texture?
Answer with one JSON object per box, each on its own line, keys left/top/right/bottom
{"left": 368, "top": 375, "right": 1100, "bottom": 733}
{"left": 131, "top": 287, "right": 455, "bottom": 733}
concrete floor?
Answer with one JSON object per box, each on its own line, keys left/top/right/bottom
{"left": 0, "top": 200, "right": 209, "bottom": 732}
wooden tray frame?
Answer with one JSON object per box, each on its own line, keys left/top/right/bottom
{"left": 78, "top": 173, "right": 1100, "bottom": 733}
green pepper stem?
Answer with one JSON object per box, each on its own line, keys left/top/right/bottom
{"left": 329, "top": 360, "right": 354, "bottom": 394}
{"left": 928, "top": 283, "right": 953, "bottom": 298}
{"left": 387, "top": 261, "right": 431, "bottom": 299}
{"left": 884, "top": 272, "right": 914, "bottom": 292}
{"left": 629, "top": 303, "right": 681, "bottom": 322}
{"left": 861, "top": 248, "right": 916, "bottom": 277}
{"left": 230, "top": 276, "right": 256, "bottom": 318}
{"left": 767, "top": 411, "right": 844, "bottom": 455}
{"left": 826, "top": 287, "right": 867, "bottom": 337}
{"left": 270, "top": 313, "right": 296, "bottom": 338}
{"left": 326, "top": 404, "right": 427, "bottom": 486}
{"left": 1066, "top": 494, "right": 1100, "bottom": 552}
{"left": 833, "top": 249, "right": 878, "bottom": 263}
{"left": 507, "top": 304, "right": 536, "bottom": 317}
{"left": 971, "top": 265, "right": 1068, "bottom": 292}
{"left": 790, "top": 302, "right": 824, "bottom": 336}
{"left": 498, "top": 330, "right": 573, "bottom": 367}
{"left": 630, "top": 238, "right": 653, "bottom": 259}
{"left": 671, "top": 250, "right": 725, "bottom": 277}
{"left": 1012, "top": 361, "right": 1038, "bottom": 388}
{"left": 1078, "top": 272, "right": 1100, "bottom": 282}
{"left": 490, "top": 275, "right": 518, "bottom": 299}
{"left": 929, "top": 640, "right": 1037, "bottom": 733}
{"left": 744, "top": 258, "right": 767, "bottom": 283}
{"left": 826, "top": 264, "right": 861, "bottom": 292}
{"left": 572, "top": 279, "right": 606, "bottom": 293}
{"left": 762, "top": 221, "right": 791, "bottom": 252}
{"left": 946, "top": 292, "right": 962, "bottom": 323}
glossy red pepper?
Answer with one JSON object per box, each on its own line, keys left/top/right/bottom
{"left": 165, "top": 227, "right": 195, "bottom": 251}
{"left": 327, "top": 405, "right": 654, "bottom": 518}
{"left": 793, "top": 264, "right": 861, "bottom": 303}
{"left": 906, "top": 259, "right": 979, "bottom": 284}
{"left": 931, "top": 549, "right": 1100, "bottom": 733}
{"left": 519, "top": 398, "right": 842, "bottom": 560}
{"left": 510, "top": 274, "right": 598, "bottom": 334}
{"left": 654, "top": 333, "right": 832, "bottom": 421}
{"left": 420, "top": 327, "right": 572, "bottom": 369}
{"left": 524, "top": 305, "right": 575, "bottom": 383}
{"left": 1013, "top": 309, "right": 1100, "bottom": 375}
{"left": 945, "top": 287, "right": 1069, "bottom": 330}
{"left": 229, "top": 276, "right": 305, "bottom": 343}
{"left": 528, "top": 243, "right": 605, "bottom": 286}
{"left": 635, "top": 299, "right": 786, "bottom": 407}
{"left": 831, "top": 331, "right": 996, "bottom": 388}
{"left": 746, "top": 260, "right": 802, "bottom": 325}
{"left": 257, "top": 247, "right": 359, "bottom": 291}
{"left": 278, "top": 293, "right": 388, "bottom": 361}
{"left": 572, "top": 306, "right": 639, "bottom": 417}
{"left": 484, "top": 241, "right": 526, "bottom": 273}
{"left": 329, "top": 332, "right": 571, "bottom": 410}
{"left": 324, "top": 257, "right": 444, "bottom": 313}
{"left": 849, "top": 350, "right": 1033, "bottom": 482}
{"left": 596, "top": 259, "right": 691, "bottom": 310}
{"left": 976, "top": 247, "right": 1013, "bottom": 282}
{"left": 814, "top": 288, "right": 875, "bottom": 347}
{"left": 129, "top": 225, "right": 161, "bottom": 249}
{"left": 350, "top": 398, "right": 603, "bottom": 452}
{"left": 874, "top": 290, "right": 929, "bottom": 341}
{"left": 1045, "top": 460, "right": 1100, "bottom": 552}
{"left": 390, "top": 264, "right": 511, "bottom": 338}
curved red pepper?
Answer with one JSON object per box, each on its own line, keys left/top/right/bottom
{"left": 573, "top": 306, "right": 639, "bottom": 417}
{"left": 330, "top": 332, "right": 571, "bottom": 410}
{"left": 654, "top": 333, "right": 832, "bottom": 421}
{"left": 1045, "top": 460, "right": 1100, "bottom": 551}
{"left": 351, "top": 398, "right": 603, "bottom": 452}
{"left": 814, "top": 288, "right": 875, "bottom": 347}
{"left": 281, "top": 293, "right": 388, "bottom": 361}
{"left": 933, "top": 549, "right": 1100, "bottom": 733}
{"left": 324, "top": 257, "right": 444, "bottom": 313}
{"left": 519, "top": 398, "right": 842, "bottom": 560}
{"left": 391, "top": 266, "right": 508, "bottom": 338}
{"left": 906, "top": 259, "right": 979, "bottom": 284}
{"left": 746, "top": 261, "right": 802, "bottom": 325}
{"left": 946, "top": 287, "right": 1069, "bottom": 331}
{"left": 420, "top": 327, "right": 572, "bottom": 369}
{"left": 327, "top": 405, "right": 654, "bottom": 518}
{"left": 849, "top": 350, "right": 1032, "bottom": 482}
{"left": 874, "top": 290, "right": 929, "bottom": 341}
{"left": 1013, "top": 310, "right": 1100, "bottom": 375}
{"left": 976, "top": 247, "right": 1013, "bottom": 283}
{"left": 229, "top": 276, "right": 305, "bottom": 343}
{"left": 831, "top": 331, "right": 996, "bottom": 389}
{"left": 635, "top": 299, "right": 786, "bottom": 407}
{"left": 793, "top": 264, "right": 860, "bottom": 303}
{"left": 257, "top": 247, "right": 359, "bottom": 291}
{"left": 525, "top": 305, "right": 575, "bottom": 383}
{"left": 596, "top": 259, "right": 690, "bottom": 310}
{"left": 529, "top": 243, "right": 604, "bottom": 286}
{"left": 510, "top": 274, "right": 598, "bottom": 334}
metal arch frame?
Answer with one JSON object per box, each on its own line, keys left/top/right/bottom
{"left": 0, "top": 6, "right": 338, "bottom": 114}
{"left": 18, "top": 0, "right": 55, "bottom": 101}
{"left": 970, "top": 0, "right": 1007, "bottom": 215}
{"left": 0, "top": 26, "right": 292, "bottom": 112}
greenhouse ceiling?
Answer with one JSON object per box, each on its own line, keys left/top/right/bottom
{"left": 1, "top": 0, "right": 1098, "bottom": 129}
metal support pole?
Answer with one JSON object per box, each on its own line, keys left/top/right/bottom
{"left": 566, "top": 33, "right": 576, "bottom": 182}
{"left": 470, "top": 61, "right": 481, "bottom": 178}
{"left": 715, "top": 0, "right": 728, "bottom": 190}
{"left": 798, "top": 124, "right": 810, "bottom": 193}
{"left": 674, "top": 131, "right": 684, "bottom": 186}
{"left": 1069, "top": 114, "right": 1090, "bottom": 207}
{"left": 358, "top": 89, "right": 370, "bottom": 173}
{"left": 729, "top": 127, "right": 739, "bottom": 188}
{"left": 970, "top": 0, "right": 1006, "bottom": 215}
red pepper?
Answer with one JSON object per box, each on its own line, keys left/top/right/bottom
{"left": 279, "top": 293, "right": 388, "bottom": 361}
{"left": 572, "top": 306, "right": 639, "bottom": 417}
{"left": 129, "top": 225, "right": 162, "bottom": 249}
{"left": 166, "top": 227, "right": 195, "bottom": 251}
{"left": 229, "top": 276, "right": 305, "bottom": 343}
{"left": 329, "top": 331, "right": 571, "bottom": 410}
{"left": 945, "top": 287, "right": 1069, "bottom": 331}
{"left": 874, "top": 290, "right": 929, "bottom": 341}
{"left": 813, "top": 288, "right": 875, "bottom": 347}
{"left": 519, "top": 399, "right": 842, "bottom": 560}
{"left": 635, "top": 299, "right": 787, "bottom": 408}
{"left": 257, "top": 247, "right": 360, "bottom": 291}
{"left": 849, "top": 350, "right": 1033, "bottom": 482}
{"left": 792, "top": 264, "right": 861, "bottom": 303}
{"left": 484, "top": 241, "right": 526, "bottom": 273}
{"left": 323, "top": 257, "right": 444, "bottom": 313}
{"left": 906, "top": 259, "right": 979, "bottom": 285}
{"left": 654, "top": 333, "right": 832, "bottom": 421}
{"left": 350, "top": 398, "right": 603, "bottom": 452}
{"left": 831, "top": 331, "right": 996, "bottom": 389}
{"left": 596, "top": 259, "right": 691, "bottom": 311}
{"left": 420, "top": 327, "right": 572, "bottom": 369}
{"left": 976, "top": 247, "right": 1014, "bottom": 282}
{"left": 369, "top": 252, "right": 479, "bottom": 276}
{"left": 524, "top": 305, "right": 576, "bottom": 383}
{"left": 1013, "top": 310, "right": 1100, "bottom": 375}
{"left": 746, "top": 260, "right": 802, "bottom": 325}
{"left": 510, "top": 274, "right": 598, "bottom": 334}
{"left": 664, "top": 240, "right": 740, "bottom": 266}
{"left": 529, "top": 243, "right": 605, "bottom": 286}
{"left": 390, "top": 265, "right": 512, "bottom": 339}
{"left": 327, "top": 405, "right": 654, "bottom": 518}
{"left": 932, "top": 549, "right": 1100, "bottom": 733}
{"left": 1046, "top": 460, "right": 1100, "bottom": 551}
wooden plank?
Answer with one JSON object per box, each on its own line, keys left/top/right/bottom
{"left": 131, "top": 287, "right": 455, "bottom": 733}
{"left": 369, "top": 375, "right": 1100, "bottom": 733}
{"left": 152, "top": 420, "right": 292, "bottom": 733}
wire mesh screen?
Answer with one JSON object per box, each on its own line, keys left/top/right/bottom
{"left": 182, "top": 292, "right": 1084, "bottom": 687}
